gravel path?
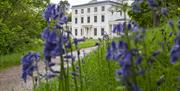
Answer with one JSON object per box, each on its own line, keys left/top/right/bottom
{"left": 0, "top": 46, "right": 97, "bottom": 91}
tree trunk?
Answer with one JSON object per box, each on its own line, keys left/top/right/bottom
{"left": 152, "top": 9, "right": 160, "bottom": 27}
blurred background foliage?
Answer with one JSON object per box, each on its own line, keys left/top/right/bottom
{"left": 0, "top": 0, "right": 50, "bottom": 55}
{"left": 128, "top": 0, "right": 180, "bottom": 27}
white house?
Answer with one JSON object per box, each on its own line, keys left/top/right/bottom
{"left": 71, "top": 0, "right": 133, "bottom": 39}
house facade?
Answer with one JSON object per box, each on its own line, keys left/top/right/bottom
{"left": 71, "top": 0, "right": 133, "bottom": 39}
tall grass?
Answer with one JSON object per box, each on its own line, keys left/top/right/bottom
{"left": 0, "top": 44, "right": 43, "bottom": 70}
{"left": 36, "top": 23, "right": 180, "bottom": 91}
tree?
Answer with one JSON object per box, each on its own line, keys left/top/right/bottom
{"left": 109, "top": 0, "right": 130, "bottom": 23}
{"left": 128, "top": 0, "right": 180, "bottom": 27}
{"left": 0, "top": 0, "right": 49, "bottom": 54}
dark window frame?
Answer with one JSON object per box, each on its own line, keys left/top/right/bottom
{"left": 75, "top": 10, "right": 78, "bottom": 14}
{"left": 101, "top": 6, "right": 105, "bottom": 11}
{"left": 75, "top": 18, "right": 78, "bottom": 24}
{"left": 87, "top": 16, "right": 90, "bottom": 23}
{"left": 75, "top": 29, "right": 78, "bottom": 36}
{"left": 81, "top": 29, "right": 83, "bottom": 35}
{"left": 87, "top": 8, "right": 90, "bottom": 13}
{"left": 81, "top": 17, "right": 84, "bottom": 23}
{"left": 101, "top": 28, "right": 104, "bottom": 35}
{"left": 101, "top": 15, "right": 105, "bottom": 22}
{"left": 94, "top": 28, "right": 97, "bottom": 36}
{"left": 81, "top": 9, "right": 84, "bottom": 14}
{"left": 94, "top": 16, "right": 97, "bottom": 22}
{"left": 94, "top": 7, "right": 97, "bottom": 12}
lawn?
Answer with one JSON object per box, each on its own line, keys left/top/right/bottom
{"left": 0, "top": 39, "right": 97, "bottom": 70}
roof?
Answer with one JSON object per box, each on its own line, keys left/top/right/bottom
{"left": 72, "top": 0, "right": 121, "bottom": 8}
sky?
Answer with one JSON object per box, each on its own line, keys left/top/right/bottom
{"left": 51, "top": 0, "right": 91, "bottom": 6}
{"left": 50, "top": 0, "right": 106, "bottom": 6}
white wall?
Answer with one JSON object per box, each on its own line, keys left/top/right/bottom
{"left": 71, "top": 1, "right": 132, "bottom": 39}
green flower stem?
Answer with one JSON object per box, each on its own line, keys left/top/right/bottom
{"left": 65, "top": 51, "right": 70, "bottom": 91}
{"left": 68, "top": 34, "right": 78, "bottom": 91}
{"left": 45, "top": 62, "right": 49, "bottom": 91}
{"left": 32, "top": 76, "right": 36, "bottom": 91}
{"left": 60, "top": 54, "right": 67, "bottom": 91}
{"left": 107, "top": 61, "right": 112, "bottom": 91}
{"left": 76, "top": 48, "right": 83, "bottom": 91}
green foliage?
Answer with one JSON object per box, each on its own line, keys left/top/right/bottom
{"left": 128, "top": 0, "right": 180, "bottom": 27}
{"left": 0, "top": 44, "right": 43, "bottom": 70}
{"left": 0, "top": 0, "right": 48, "bottom": 55}
{"left": 128, "top": 2, "right": 153, "bottom": 27}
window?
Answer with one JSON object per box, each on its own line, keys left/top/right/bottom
{"left": 75, "top": 29, "right": 78, "bottom": 36}
{"left": 81, "top": 29, "right": 83, "bottom": 35}
{"left": 75, "top": 10, "right": 78, "bottom": 14}
{"left": 75, "top": 18, "right": 78, "bottom": 24}
{"left": 120, "top": 11, "right": 122, "bottom": 16}
{"left": 101, "top": 6, "right": 105, "bottom": 11}
{"left": 81, "top": 17, "right": 84, "bottom": 23}
{"left": 94, "top": 16, "right": 97, "bottom": 22}
{"left": 101, "top": 28, "right": 104, "bottom": 35}
{"left": 94, "top": 7, "right": 97, "bottom": 12}
{"left": 81, "top": 9, "right": 84, "bottom": 14}
{"left": 101, "top": 15, "right": 105, "bottom": 22}
{"left": 94, "top": 28, "right": 97, "bottom": 36}
{"left": 87, "top": 8, "right": 90, "bottom": 13}
{"left": 87, "top": 16, "right": 90, "bottom": 23}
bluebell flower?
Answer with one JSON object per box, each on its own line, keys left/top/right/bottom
{"left": 123, "top": 52, "right": 132, "bottom": 65}
{"left": 59, "top": 16, "right": 68, "bottom": 24}
{"left": 135, "top": 56, "right": 142, "bottom": 65}
{"left": 44, "top": 72, "right": 57, "bottom": 78}
{"left": 21, "top": 52, "right": 40, "bottom": 82}
{"left": 51, "top": 44, "right": 64, "bottom": 56}
{"left": 168, "top": 19, "right": 174, "bottom": 28}
{"left": 170, "top": 44, "right": 180, "bottom": 64}
{"left": 106, "top": 41, "right": 128, "bottom": 61}
{"left": 44, "top": 41, "right": 57, "bottom": 59}
{"left": 147, "top": 0, "right": 158, "bottom": 8}
{"left": 169, "top": 32, "right": 173, "bottom": 37}
{"left": 46, "top": 62, "right": 56, "bottom": 67}
{"left": 73, "top": 38, "right": 85, "bottom": 46}
{"left": 43, "top": 4, "right": 64, "bottom": 22}
{"left": 43, "top": 4, "right": 56, "bottom": 22}
{"left": 65, "top": 41, "right": 71, "bottom": 49}
{"left": 132, "top": 2, "right": 141, "bottom": 13}
{"left": 118, "top": 41, "right": 128, "bottom": 49}
{"left": 161, "top": 7, "right": 168, "bottom": 16}
{"left": 48, "top": 31, "right": 58, "bottom": 43}
{"left": 133, "top": 26, "right": 139, "bottom": 32}
{"left": 132, "top": 84, "right": 141, "bottom": 91}
{"left": 71, "top": 72, "right": 79, "bottom": 76}
{"left": 64, "top": 54, "right": 74, "bottom": 59}
{"left": 135, "top": 33, "right": 143, "bottom": 43}
{"left": 128, "top": 23, "right": 132, "bottom": 30}
{"left": 41, "top": 27, "right": 50, "bottom": 40}
{"left": 76, "top": 66, "right": 80, "bottom": 70}
{"left": 152, "top": 50, "right": 160, "bottom": 57}
{"left": 74, "top": 38, "right": 78, "bottom": 46}
{"left": 106, "top": 46, "right": 112, "bottom": 60}
{"left": 138, "top": 68, "right": 145, "bottom": 76}
{"left": 178, "top": 17, "right": 180, "bottom": 31}
{"left": 177, "top": 76, "right": 180, "bottom": 81}
{"left": 113, "top": 23, "right": 123, "bottom": 33}
{"left": 111, "top": 41, "right": 117, "bottom": 50}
